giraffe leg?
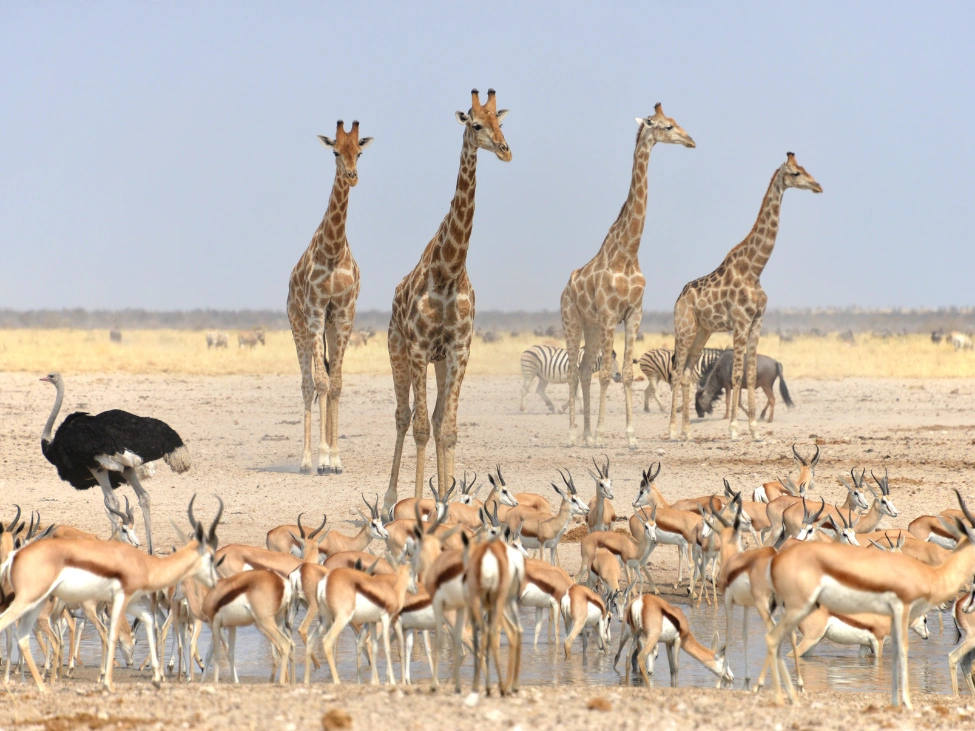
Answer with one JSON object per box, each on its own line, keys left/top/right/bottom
{"left": 293, "top": 335, "right": 316, "bottom": 475}
{"left": 593, "top": 327, "right": 615, "bottom": 448}
{"left": 727, "top": 321, "right": 749, "bottom": 442}
{"left": 325, "top": 319, "right": 353, "bottom": 474}
{"left": 622, "top": 312, "right": 641, "bottom": 448}
{"left": 432, "top": 360, "right": 448, "bottom": 495}
{"left": 579, "top": 327, "right": 598, "bottom": 447}
{"left": 745, "top": 313, "right": 764, "bottom": 440}
{"left": 562, "top": 289, "right": 583, "bottom": 445}
{"left": 669, "top": 297, "right": 696, "bottom": 440}
{"left": 409, "top": 357, "right": 432, "bottom": 501}
{"left": 437, "top": 347, "right": 470, "bottom": 494}
{"left": 385, "top": 327, "right": 413, "bottom": 513}
{"left": 311, "top": 325, "right": 331, "bottom": 474}
{"left": 680, "top": 330, "right": 711, "bottom": 441}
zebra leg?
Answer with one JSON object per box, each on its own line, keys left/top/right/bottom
{"left": 520, "top": 372, "right": 534, "bottom": 412}
{"left": 536, "top": 378, "right": 556, "bottom": 413}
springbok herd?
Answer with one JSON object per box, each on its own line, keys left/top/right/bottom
{"left": 1, "top": 446, "right": 974, "bottom": 709}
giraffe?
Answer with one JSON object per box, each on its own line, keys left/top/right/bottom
{"left": 668, "top": 152, "right": 822, "bottom": 442}
{"left": 561, "top": 104, "right": 695, "bottom": 448}
{"left": 287, "top": 120, "right": 373, "bottom": 475}
{"left": 383, "top": 89, "right": 511, "bottom": 513}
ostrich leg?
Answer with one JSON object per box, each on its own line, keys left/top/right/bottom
{"left": 91, "top": 469, "right": 123, "bottom": 535}
{"left": 123, "top": 467, "right": 153, "bottom": 555}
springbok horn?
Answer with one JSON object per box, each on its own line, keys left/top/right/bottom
{"left": 813, "top": 497, "right": 826, "bottom": 522}
{"left": 955, "top": 488, "right": 975, "bottom": 526}
{"left": 124, "top": 495, "right": 135, "bottom": 521}
{"left": 496, "top": 464, "right": 506, "bottom": 486}
{"left": 311, "top": 513, "right": 328, "bottom": 539}
{"left": 208, "top": 496, "right": 224, "bottom": 547}
{"left": 792, "top": 443, "right": 807, "bottom": 466}
{"left": 7, "top": 504, "right": 22, "bottom": 532}
{"left": 603, "top": 454, "right": 610, "bottom": 477}
{"left": 297, "top": 513, "right": 306, "bottom": 539}
{"left": 187, "top": 494, "right": 199, "bottom": 531}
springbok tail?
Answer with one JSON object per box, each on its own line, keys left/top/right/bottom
{"left": 164, "top": 445, "right": 192, "bottom": 473}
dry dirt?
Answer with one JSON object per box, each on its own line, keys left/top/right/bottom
{"left": 2, "top": 372, "right": 975, "bottom": 728}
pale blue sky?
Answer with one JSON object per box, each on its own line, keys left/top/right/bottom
{"left": 1, "top": 2, "right": 972, "bottom": 313}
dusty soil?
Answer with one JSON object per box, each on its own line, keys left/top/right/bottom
{"left": 2, "top": 372, "right": 975, "bottom": 727}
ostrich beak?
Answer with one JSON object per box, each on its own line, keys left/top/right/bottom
{"left": 39, "top": 376, "right": 52, "bottom": 383}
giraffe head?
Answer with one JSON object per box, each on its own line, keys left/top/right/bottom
{"left": 318, "top": 120, "right": 373, "bottom": 187}
{"left": 456, "top": 88, "right": 512, "bottom": 162}
{"left": 780, "top": 152, "right": 822, "bottom": 193}
{"left": 635, "top": 103, "right": 695, "bottom": 148}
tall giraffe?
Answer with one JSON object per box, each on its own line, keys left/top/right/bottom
{"left": 668, "top": 152, "right": 822, "bottom": 442}
{"left": 383, "top": 89, "right": 511, "bottom": 512}
{"left": 561, "top": 104, "right": 695, "bottom": 448}
{"left": 287, "top": 120, "right": 373, "bottom": 475}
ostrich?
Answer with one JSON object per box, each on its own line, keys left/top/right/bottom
{"left": 39, "top": 372, "right": 191, "bottom": 555}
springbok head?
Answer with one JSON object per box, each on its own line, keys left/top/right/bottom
{"left": 633, "top": 462, "right": 662, "bottom": 508}
{"left": 587, "top": 455, "right": 613, "bottom": 500}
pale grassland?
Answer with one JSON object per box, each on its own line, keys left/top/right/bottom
{"left": 1, "top": 329, "right": 974, "bottom": 378}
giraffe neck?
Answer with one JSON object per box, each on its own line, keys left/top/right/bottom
{"left": 734, "top": 170, "right": 786, "bottom": 276}
{"left": 314, "top": 169, "right": 352, "bottom": 260}
{"left": 603, "top": 134, "right": 655, "bottom": 263}
{"left": 431, "top": 126, "right": 478, "bottom": 278}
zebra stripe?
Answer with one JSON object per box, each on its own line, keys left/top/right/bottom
{"left": 520, "top": 345, "right": 617, "bottom": 413}
{"left": 638, "top": 347, "right": 725, "bottom": 412}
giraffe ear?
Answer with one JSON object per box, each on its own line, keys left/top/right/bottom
{"left": 455, "top": 111, "right": 470, "bottom": 125}
{"left": 318, "top": 135, "right": 336, "bottom": 149}
{"left": 635, "top": 117, "right": 648, "bottom": 126}
{"left": 496, "top": 109, "right": 509, "bottom": 122}
{"left": 358, "top": 137, "right": 374, "bottom": 151}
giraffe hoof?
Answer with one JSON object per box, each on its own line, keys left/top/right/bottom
{"left": 317, "top": 465, "right": 330, "bottom": 476}
{"left": 299, "top": 465, "right": 313, "bottom": 475}
{"left": 332, "top": 466, "right": 343, "bottom": 475}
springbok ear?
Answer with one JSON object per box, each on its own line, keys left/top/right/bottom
{"left": 289, "top": 531, "right": 301, "bottom": 544}
{"left": 711, "top": 631, "right": 720, "bottom": 653}
{"left": 215, "top": 555, "right": 226, "bottom": 568}
{"left": 358, "top": 137, "right": 374, "bottom": 150}
{"left": 456, "top": 111, "right": 470, "bottom": 125}
{"left": 318, "top": 135, "right": 336, "bottom": 148}
{"left": 496, "top": 109, "right": 509, "bottom": 122}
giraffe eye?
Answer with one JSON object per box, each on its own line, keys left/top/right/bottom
{"left": 333, "top": 152, "right": 339, "bottom": 158}
{"left": 666, "top": 125, "right": 674, "bottom": 131}
{"left": 791, "top": 171, "right": 800, "bottom": 176}
{"left": 472, "top": 123, "right": 482, "bottom": 131}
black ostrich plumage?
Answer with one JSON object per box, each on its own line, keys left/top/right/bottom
{"left": 41, "top": 409, "right": 186, "bottom": 491}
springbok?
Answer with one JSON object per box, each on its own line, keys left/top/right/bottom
{"left": 753, "top": 444, "right": 820, "bottom": 503}
{"left": 0, "top": 496, "right": 221, "bottom": 692}
{"left": 948, "top": 586, "right": 975, "bottom": 697}
{"left": 560, "top": 583, "right": 613, "bottom": 657}
{"left": 586, "top": 455, "right": 616, "bottom": 532}
{"left": 577, "top": 506, "right": 656, "bottom": 586}
{"left": 764, "top": 489, "right": 975, "bottom": 708}
{"left": 504, "top": 470, "right": 590, "bottom": 564}
{"left": 614, "top": 592, "right": 731, "bottom": 688}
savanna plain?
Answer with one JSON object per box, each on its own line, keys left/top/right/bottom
{"left": 2, "top": 330, "right": 975, "bottom": 730}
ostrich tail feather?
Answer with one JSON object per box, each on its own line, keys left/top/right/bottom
{"left": 163, "top": 445, "right": 192, "bottom": 473}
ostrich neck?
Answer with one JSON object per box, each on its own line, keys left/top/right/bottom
{"left": 42, "top": 382, "right": 64, "bottom": 443}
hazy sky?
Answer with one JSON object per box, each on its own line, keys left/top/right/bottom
{"left": 2, "top": 2, "right": 973, "bottom": 313}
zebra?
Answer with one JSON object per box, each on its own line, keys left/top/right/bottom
{"left": 520, "top": 345, "right": 621, "bottom": 413}
{"left": 637, "top": 347, "right": 725, "bottom": 413}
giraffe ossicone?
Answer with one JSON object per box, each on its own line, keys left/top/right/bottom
{"left": 384, "top": 88, "right": 512, "bottom": 514}
{"left": 288, "top": 119, "right": 373, "bottom": 475}
{"left": 560, "top": 102, "right": 695, "bottom": 449}
{"left": 668, "top": 152, "right": 822, "bottom": 443}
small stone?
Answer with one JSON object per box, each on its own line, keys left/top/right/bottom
{"left": 96, "top": 712, "right": 109, "bottom": 721}
{"left": 321, "top": 709, "right": 352, "bottom": 731}
{"left": 483, "top": 709, "right": 504, "bottom": 723}
{"left": 464, "top": 692, "right": 480, "bottom": 707}
{"left": 656, "top": 449, "right": 666, "bottom": 456}
{"left": 199, "top": 686, "right": 216, "bottom": 695}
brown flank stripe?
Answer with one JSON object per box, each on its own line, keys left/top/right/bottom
{"left": 214, "top": 584, "right": 249, "bottom": 614}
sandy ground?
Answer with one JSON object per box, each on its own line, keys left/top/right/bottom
{"left": 2, "top": 372, "right": 975, "bottom": 727}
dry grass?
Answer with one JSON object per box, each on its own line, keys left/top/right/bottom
{"left": 1, "top": 329, "right": 974, "bottom": 378}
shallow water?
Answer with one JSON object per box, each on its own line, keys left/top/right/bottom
{"left": 60, "top": 600, "right": 965, "bottom": 694}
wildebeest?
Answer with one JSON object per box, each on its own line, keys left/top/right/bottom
{"left": 931, "top": 329, "right": 944, "bottom": 344}
{"left": 109, "top": 327, "right": 122, "bottom": 343}
{"left": 206, "top": 331, "right": 229, "bottom": 349}
{"left": 238, "top": 330, "right": 266, "bottom": 348}
{"left": 695, "top": 351, "right": 793, "bottom": 422}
